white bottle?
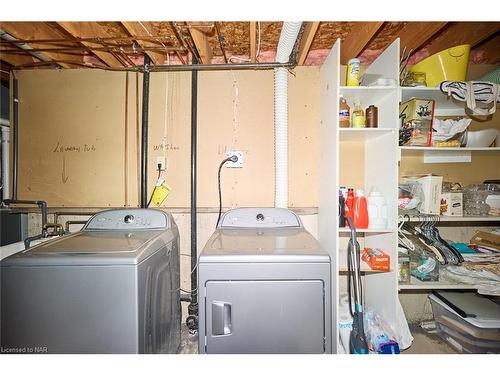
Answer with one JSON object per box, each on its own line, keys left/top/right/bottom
{"left": 367, "top": 187, "right": 388, "bottom": 229}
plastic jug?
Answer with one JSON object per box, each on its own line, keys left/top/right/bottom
{"left": 345, "top": 188, "right": 355, "bottom": 225}
{"left": 353, "top": 189, "right": 369, "bottom": 229}
{"left": 367, "top": 188, "right": 388, "bottom": 230}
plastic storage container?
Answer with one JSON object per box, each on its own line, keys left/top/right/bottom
{"left": 409, "top": 44, "right": 470, "bottom": 87}
{"left": 429, "top": 292, "right": 500, "bottom": 354}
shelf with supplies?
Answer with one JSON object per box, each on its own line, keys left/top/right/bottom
{"left": 338, "top": 227, "right": 395, "bottom": 233}
{"left": 399, "top": 212, "right": 500, "bottom": 223}
{"left": 400, "top": 146, "right": 500, "bottom": 152}
{"left": 339, "top": 128, "right": 395, "bottom": 141}
{"left": 398, "top": 277, "right": 477, "bottom": 290}
{"left": 400, "top": 86, "right": 465, "bottom": 116}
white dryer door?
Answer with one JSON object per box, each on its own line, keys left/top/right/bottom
{"left": 204, "top": 280, "right": 325, "bottom": 353}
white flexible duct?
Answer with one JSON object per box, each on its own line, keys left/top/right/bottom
{"left": 274, "top": 22, "right": 302, "bottom": 208}
{"left": 1, "top": 119, "right": 10, "bottom": 200}
{"left": 0, "top": 28, "right": 52, "bottom": 63}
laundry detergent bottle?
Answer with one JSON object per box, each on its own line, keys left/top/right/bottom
{"left": 353, "top": 189, "right": 369, "bottom": 229}
{"left": 345, "top": 188, "right": 355, "bottom": 226}
{"left": 367, "top": 187, "right": 388, "bottom": 230}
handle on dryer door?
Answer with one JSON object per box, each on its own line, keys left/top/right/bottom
{"left": 212, "top": 301, "right": 232, "bottom": 336}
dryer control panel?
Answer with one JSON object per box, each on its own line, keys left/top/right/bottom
{"left": 84, "top": 209, "right": 170, "bottom": 230}
{"left": 219, "top": 208, "right": 302, "bottom": 228}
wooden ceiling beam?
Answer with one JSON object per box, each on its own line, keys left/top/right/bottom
{"left": 398, "top": 22, "right": 448, "bottom": 55}
{"left": 340, "top": 22, "right": 384, "bottom": 64}
{"left": 422, "top": 22, "right": 500, "bottom": 57}
{"left": 297, "top": 22, "right": 320, "bottom": 65}
{"left": 187, "top": 23, "right": 213, "bottom": 64}
{"left": 121, "top": 22, "right": 165, "bottom": 65}
{"left": 56, "top": 22, "right": 125, "bottom": 67}
{"left": 0, "top": 50, "right": 38, "bottom": 67}
{"left": 474, "top": 34, "right": 500, "bottom": 64}
{"left": 0, "top": 22, "right": 83, "bottom": 68}
{"left": 249, "top": 22, "right": 256, "bottom": 63}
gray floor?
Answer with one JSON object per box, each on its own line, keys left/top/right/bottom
{"left": 402, "top": 325, "right": 458, "bottom": 354}
{"left": 178, "top": 324, "right": 459, "bottom": 354}
{"left": 179, "top": 324, "right": 198, "bottom": 354}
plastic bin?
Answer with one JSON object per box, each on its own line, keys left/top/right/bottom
{"left": 409, "top": 44, "right": 470, "bottom": 87}
{"left": 429, "top": 292, "right": 500, "bottom": 354}
{"left": 436, "top": 322, "right": 500, "bottom": 354}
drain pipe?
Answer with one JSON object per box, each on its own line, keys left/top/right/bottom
{"left": 186, "top": 58, "right": 199, "bottom": 332}
{"left": 1, "top": 118, "right": 9, "bottom": 200}
{"left": 140, "top": 55, "right": 151, "bottom": 208}
{"left": 274, "top": 22, "right": 302, "bottom": 208}
{"left": 12, "top": 78, "right": 19, "bottom": 201}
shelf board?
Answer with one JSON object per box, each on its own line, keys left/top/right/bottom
{"left": 340, "top": 268, "right": 389, "bottom": 273}
{"left": 404, "top": 215, "right": 499, "bottom": 223}
{"left": 338, "top": 227, "right": 394, "bottom": 233}
{"left": 400, "top": 146, "right": 500, "bottom": 152}
{"left": 340, "top": 86, "right": 396, "bottom": 90}
{"left": 399, "top": 276, "right": 477, "bottom": 290}
{"left": 400, "top": 86, "right": 465, "bottom": 116}
{"left": 339, "top": 128, "right": 395, "bottom": 141}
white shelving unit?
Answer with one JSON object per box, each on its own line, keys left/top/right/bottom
{"left": 319, "top": 38, "right": 400, "bottom": 353}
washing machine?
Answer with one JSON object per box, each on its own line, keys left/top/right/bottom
{"left": 198, "top": 208, "right": 331, "bottom": 354}
{"left": 0, "top": 208, "right": 181, "bottom": 354}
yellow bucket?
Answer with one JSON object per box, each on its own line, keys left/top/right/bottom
{"left": 409, "top": 44, "right": 470, "bottom": 87}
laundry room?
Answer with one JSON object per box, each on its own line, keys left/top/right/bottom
{"left": 1, "top": 3, "right": 500, "bottom": 367}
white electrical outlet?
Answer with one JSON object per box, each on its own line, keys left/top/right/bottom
{"left": 156, "top": 156, "right": 166, "bottom": 171}
{"left": 225, "top": 150, "right": 244, "bottom": 168}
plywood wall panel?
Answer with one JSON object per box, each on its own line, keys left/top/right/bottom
{"left": 289, "top": 67, "right": 320, "bottom": 207}
{"left": 197, "top": 70, "right": 275, "bottom": 208}
{"left": 16, "top": 70, "right": 130, "bottom": 207}
{"left": 15, "top": 67, "right": 321, "bottom": 208}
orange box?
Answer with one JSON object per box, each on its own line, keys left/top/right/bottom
{"left": 361, "top": 248, "right": 391, "bottom": 272}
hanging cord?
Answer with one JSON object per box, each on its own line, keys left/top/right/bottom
{"left": 146, "top": 164, "right": 162, "bottom": 207}
{"left": 216, "top": 155, "right": 238, "bottom": 227}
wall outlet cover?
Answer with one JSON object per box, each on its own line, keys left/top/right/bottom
{"left": 225, "top": 150, "right": 244, "bottom": 168}
{"left": 156, "top": 156, "right": 166, "bottom": 171}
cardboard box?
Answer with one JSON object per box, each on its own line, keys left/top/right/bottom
{"left": 440, "top": 192, "right": 463, "bottom": 216}
{"left": 399, "top": 98, "right": 435, "bottom": 147}
{"left": 402, "top": 174, "right": 443, "bottom": 215}
{"left": 362, "top": 248, "right": 390, "bottom": 272}
{"left": 400, "top": 98, "right": 435, "bottom": 122}
{"left": 470, "top": 231, "right": 500, "bottom": 252}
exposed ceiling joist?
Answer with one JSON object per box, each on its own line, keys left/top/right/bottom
{"left": 0, "top": 22, "right": 81, "bottom": 68}
{"left": 187, "top": 23, "right": 213, "bottom": 64}
{"left": 121, "top": 22, "right": 165, "bottom": 65}
{"left": 423, "top": 22, "right": 500, "bottom": 56}
{"left": 250, "top": 22, "right": 257, "bottom": 63}
{"left": 340, "top": 22, "right": 384, "bottom": 64}
{"left": 475, "top": 34, "right": 500, "bottom": 64}
{"left": 0, "top": 52, "right": 38, "bottom": 68}
{"left": 297, "top": 22, "right": 320, "bottom": 65}
{"left": 398, "top": 22, "right": 448, "bottom": 55}
{"left": 56, "top": 22, "right": 126, "bottom": 67}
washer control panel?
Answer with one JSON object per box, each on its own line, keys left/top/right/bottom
{"left": 219, "top": 208, "right": 302, "bottom": 228}
{"left": 85, "top": 209, "right": 169, "bottom": 230}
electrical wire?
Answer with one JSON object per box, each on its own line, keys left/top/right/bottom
{"left": 216, "top": 155, "right": 238, "bottom": 227}
{"left": 146, "top": 165, "right": 162, "bottom": 207}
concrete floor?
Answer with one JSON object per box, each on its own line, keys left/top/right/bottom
{"left": 402, "top": 325, "right": 458, "bottom": 354}
{"left": 179, "top": 324, "right": 460, "bottom": 354}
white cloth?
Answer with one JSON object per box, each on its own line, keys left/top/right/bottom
{"left": 432, "top": 118, "right": 472, "bottom": 142}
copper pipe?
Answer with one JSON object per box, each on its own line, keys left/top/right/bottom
{"left": 0, "top": 46, "right": 185, "bottom": 54}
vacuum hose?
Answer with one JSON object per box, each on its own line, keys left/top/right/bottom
{"left": 346, "top": 216, "right": 369, "bottom": 354}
